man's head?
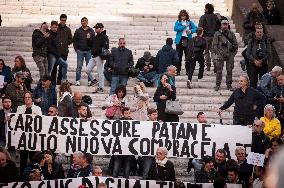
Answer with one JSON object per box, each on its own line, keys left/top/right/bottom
{"left": 2, "top": 96, "right": 12, "bottom": 110}
{"left": 0, "top": 151, "right": 7, "bottom": 168}
{"left": 255, "top": 28, "right": 264, "bottom": 40}
{"left": 40, "top": 22, "right": 49, "bottom": 31}
{"left": 92, "top": 166, "right": 103, "bottom": 176}
{"left": 73, "top": 91, "right": 82, "bottom": 105}
{"left": 97, "top": 183, "right": 107, "bottom": 188}
{"left": 166, "top": 38, "right": 173, "bottom": 45}
{"left": 81, "top": 17, "right": 88, "bottom": 27}
{"left": 202, "top": 155, "right": 214, "bottom": 172}
{"left": 271, "top": 66, "right": 282, "bottom": 78}
{"left": 122, "top": 107, "right": 131, "bottom": 119}
{"left": 143, "top": 51, "right": 152, "bottom": 62}
{"left": 72, "top": 152, "right": 92, "bottom": 167}
{"left": 148, "top": 108, "right": 158, "bottom": 121}
{"left": 277, "top": 75, "right": 284, "bottom": 86}
{"left": 118, "top": 38, "right": 126, "bottom": 49}
{"left": 251, "top": 3, "right": 259, "bottom": 13}
{"left": 15, "top": 71, "right": 26, "bottom": 85}
{"left": 235, "top": 146, "right": 246, "bottom": 162}
{"left": 59, "top": 14, "right": 67, "bottom": 26}
{"left": 50, "top": 20, "right": 58, "bottom": 33}
{"left": 41, "top": 75, "right": 52, "bottom": 88}
{"left": 78, "top": 103, "right": 88, "bottom": 118}
{"left": 48, "top": 105, "right": 58, "bottom": 116}
{"left": 253, "top": 120, "right": 265, "bottom": 133}
{"left": 196, "top": 27, "right": 204, "bottom": 37}
{"left": 227, "top": 166, "right": 239, "bottom": 183}
{"left": 238, "top": 75, "right": 250, "bottom": 89}
{"left": 215, "top": 149, "right": 226, "bottom": 164}
{"left": 213, "top": 176, "right": 227, "bottom": 188}
{"left": 167, "top": 65, "right": 177, "bottom": 77}
{"left": 156, "top": 147, "right": 168, "bottom": 161}
{"left": 197, "top": 112, "right": 207, "bottom": 123}
{"left": 94, "top": 23, "right": 104, "bottom": 34}
{"left": 205, "top": 3, "right": 214, "bottom": 14}
{"left": 24, "top": 91, "right": 33, "bottom": 106}
{"left": 221, "top": 19, "right": 229, "bottom": 31}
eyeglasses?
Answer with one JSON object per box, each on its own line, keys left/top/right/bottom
{"left": 119, "top": 42, "right": 126, "bottom": 44}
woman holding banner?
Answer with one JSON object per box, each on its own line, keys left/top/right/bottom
{"left": 147, "top": 147, "right": 176, "bottom": 181}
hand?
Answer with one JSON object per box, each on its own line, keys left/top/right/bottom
{"left": 249, "top": 176, "right": 253, "bottom": 185}
{"left": 186, "top": 29, "right": 191, "bottom": 35}
{"left": 265, "top": 148, "right": 272, "bottom": 158}
{"left": 149, "top": 65, "right": 153, "bottom": 69}
{"left": 277, "top": 97, "right": 284, "bottom": 103}
{"left": 35, "top": 98, "right": 42, "bottom": 103}
{"left": 43, "top": 32, "right": 50, "bottom": 38}
{"left": 253, "top": 105, "right": 257, "bottom": 110}
{"left": 5, "top": 115, "right": 11, "bottom": 122}
{"left": 217, "top": 109, "right": 223, "bottom": 116}
{"left": 18, "top": 84, "right": 23, "bottom": 91}
{"left": 160, "top": 95, "right": 167, "bottom": 100}
{"left": 144, "top": 66, "right": 149, "bottom": 71}
{"left": 76, "top": 50, "right": 80, "bottom": 53}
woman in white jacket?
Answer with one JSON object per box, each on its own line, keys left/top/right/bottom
{"left": 16, "top": 91, "right": 42, "bottom": 115}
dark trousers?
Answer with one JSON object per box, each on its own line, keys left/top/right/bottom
{"left": 176, "top": 37, "right": 188, "bottom": 73}
{"left": 20, "top": 151, "right": 36, "bottom": 175}
{"left": 51, "top": 55, "right": 67, "bottom": 84}
{"left": 186, "top": 53, "right": 205, "bottom": 81}
{"left": 246, "top": 61, "right": 268, "bottom": 88}
{"left": 233, "top": 117, "right": 254, "bottom": 126}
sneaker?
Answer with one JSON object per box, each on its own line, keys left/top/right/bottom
{"left": 227, "top": 85, "right": 234, "bottom": 91}
{"left": 90, "top": 79, "right": 99, "bottom": 87}
{"left": 187, "top": 80, "right": 192, "bottom": 89}
{"left": 97, "top": 88, "right": 104, "bottom": 94}
{"left": 214, "top": 85, "right": 220, "bottom": 91}
{"left": 75, "top": 81, "right": 80, "bottom": 86}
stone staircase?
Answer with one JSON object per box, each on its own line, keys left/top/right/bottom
{"left": 0, "top": 0, "right": 246, "bottom": 181}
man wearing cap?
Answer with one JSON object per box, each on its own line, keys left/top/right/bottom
{"left": 86, "top": 23, "right": 109, "bottom": 93}
{"left": 33, "top": 75, "right": 57, "bottom": 115}
{"left": 135, "top": 51, "right": 158, "bottom": 86}
{"left": 5, "top": 72, "right": 27, "bottom": 111}
{"left": 212, "top": 18, "right": 238, "bottom": 91}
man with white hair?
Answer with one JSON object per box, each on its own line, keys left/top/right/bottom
{"left": 258, "top": 65, "right": 282, "bottom": 97}
{"left": 235, "top": 146, "right": 253, "bottom": 188}
{"left": 252, "top": 120, "right": 270, "bottom": 154}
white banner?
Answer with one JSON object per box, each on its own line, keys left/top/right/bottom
{"left": 6, "top": 114, "right": 252, "bottom": 158}
{"left": 1, "top": 176, "right": 242, "bottom": 188}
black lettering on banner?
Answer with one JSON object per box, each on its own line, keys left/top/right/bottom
{"left": 79, "top": 119, "right": 88, "bottom": 136}
{"left": 112, "top": 137, "right": 122, "bottom": 154}
{"left": 7, "top": 113, "right": 15, "bottom": 131}
{"left": 105, "top": 177, "right": 115, "bottom": 188}
{"left": 60, "top": 118, "right": 69, "bottom": 135}
{"left": 140, "top": 138, "right": 150, "bottom": 155}
{"left": 168, "top": 181, "right": 173, "bottom": 188}
{"left": 181, "top": 140, "right": 190, "bottom": 157}
{"left": 202, "top": 124, "right": 211, "bottom": 141}
{"left": 129, "top": 138, "right": 138, "bottom": 155}
{"left": 117, "top": 178, "right": 122, "bottom": 188}
{"left": 187, "top": 123, "right": 198, "bottom": 140}
{"left": 17, "top": 132, "right": 27, "bottom": 150}
{"left": 173, "top": 140, "right": 179, "bottom": 157}
{"left": 14, "top": 114, "right": 24, "bottom": 131}
{"left": 212, "top": 142, "right": 216, "bottom": 157}
{"left": 122, "top": 120, "right": 131, "bottom": 137}
{"left": 90, "top": 120, "right": 99, "bottom": 137}
{"left": 47, "top": 135, "right": 57, "bottom": 151}
{"left": 133, "top": 180, "right": 141, "bottom": 188}
{"left": 201, "top": 142, "right": 211, "bottom": 158}
{"left": 65, "top": 179, "right": 73, "bottom": 188}
{"left": 69, "top": 118, "right": 78, "bottom": 135}
{"left": 159, "top": 123, "right": 169, "bottom": 139}
{"left": 101, "top": 120, "right": 111, "bottom": 137}
{"left": 24, "top": 115, "right": 33, "bottom": 132}
{"left": 170, "top": 122, "right": 178, "bottom": 139}
{"left": 132, "top": 121, "right": 140, "bottom": 137}
{"left": 7, "top": 131, "right": 12, "bottom": 148}
{"left": 156, "top": 181, "right": 167, "bottom": 188}
{"left": 78, "top": 137, "right": 88, "bottom": 153}
{"left": 151, "top": 139, "right": 163, "bottom": 155}
{"left": 20, "top": 182, "right": 31, "bottom": 188}
{"left": 38, "top": 181, "right": 45, "bottom": 188}
{"left": 0, "top": 183, "right": 8, "bottom": 188}
{"left": 28, "top": 133, "right": 37, "bottom": 150}
{"left": 177, "top": 123, "right": 186, "bottom": 139}
{"left": 33, "top": 115, "right": 42, "bottom": 133}
{"left": 82, "top": 177, "right": 94, "bottom": 188}
{"left": 125, "top": 179, "right": 129, "bottom": 188}
{"left": 165, "top": 139, "right": 172, "bottom": 151}
{"left": 113, "top": 120, "right": 122, "bottom": 137}
{"left": 191, "top": 141, "right": 198, "bottom": 158}
{"left": 152, "top": 122, "right": 160, "bottom": 138}
{"left": 39, "top": 134, "right": 46, "bottom": 151}
{"left": 11, "top": 182, "right": 18, "bottom": 188}
{"left": 101, "top": 138, "right": 112, "bottom": 154}
{"left": 48, "top": 117, "right": 59, "bottom": 134}
{"left": 90, "top": 137, "right": 99, "bottom": 154}
{"left": 66, "top": 136, "right": 76, "bottom": 153}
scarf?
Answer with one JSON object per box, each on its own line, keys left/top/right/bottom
{"left": 155, "top": 157, "right": 168, "bottom": 167}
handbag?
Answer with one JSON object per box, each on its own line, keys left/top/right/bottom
{"left": 128, "top": 67, "right": 140, "bottom": 78}
{"left": 165, "top": 100, "right": 184, "bottom": 115}
{"left": 100, "top": 47, "right": 111, "bottom": 60}
{"left": 105, "top": 105, "right": 119, "bottom": 119}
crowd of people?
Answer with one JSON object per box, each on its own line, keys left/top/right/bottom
{"left": 0, "top": 0, "right": 283, "bottom": 188}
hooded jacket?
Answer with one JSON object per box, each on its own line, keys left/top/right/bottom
{"left": 57, "top": 23, "right": 73, "bottom": 56}
{"left": 90, "top": 30, "right": 109, "bottom": 58}
{"left": 156, "top": 45, "right": 179, "bottom": 74}
{"left": 32, "top": 29, "right": 48, "bottom": 57}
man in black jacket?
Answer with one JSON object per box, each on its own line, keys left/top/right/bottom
{"left": 32, "top": 22, "right": 49, "bottom": 79}
{"left": 51, "top": 14, "right": 73, "bottom": 85}
{"left": 73, "top": 17, "right": 95, "bottom": 86}
{"left": 0, "top": 96, "right": 13, "bottom": 147}
{"left": 86, "top": 23, "right": 109, "bottom": 94}
{"left": 109, "top": 38, "right": 134, "bottom": 94}
{"left": 47, "top": 21, "right": 68, "bottom": 83}
{"left": 135, "top": 51, "right": 158, "bottom": 86}
{"left": 0, "top": 150, "right": 20, "bottom": 183}
{"left": 252, "top": 120, "right": 270, "bottom": 154}
{"left": 67, "top": 152, "right": 93, "bottom": 178}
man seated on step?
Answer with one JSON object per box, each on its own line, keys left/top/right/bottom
{"left": 77, "top": 103, "right": 89, "bottom": 120}
{"left": 72, "top": 91, "right": 92, "bottom": 118}
{"left": 108, "top": 38, "right": 134, "bottom": 95}
{"left": 67, "top": 152, "right": 93, "bottom": 178}
{"left": 197, "top": 112, "right": 208, "bottom": 124}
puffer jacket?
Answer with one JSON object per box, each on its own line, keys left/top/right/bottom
{"left": 109, "top": 47, "right": 134, "bottom": 75}
{"left": 246, "top": 37, "right": 271, "bottom": 63}
{"left": 156, "top": 45, "right": 179, "bottom": 74}
{"left": 90, "top": 30, "right": 109, "bottom": 58}
{"left": 73, "top": 27, "right": 94, "bottom": 51}
{"left": 261, "top": 116, "right": 281, "bottom": 139}
{"left": 32, "top": 29, "right": 48, "bottom": 57}
{"left": 174, "top": 20, "right": 197, "bottom": 44}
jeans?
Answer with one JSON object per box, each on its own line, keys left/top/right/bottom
{"left": 112, "top": 155, "right": 131, "bottom": 178}
{"left": 86, "top": 56, "right": 104, "bottom": 88}
{"left": 142, "top": 156, "right": 154, "bottom": 179}
{"left": 137, "top": 71, "right": 159, "bottom": 85}
{"left": 176, "top": 37, "right": 189, "bottom": 73}
{"left": 104, "top": 70, "right": 112, "bottom": 82}
{"left": 110, "top": 75, "right": 128, "bottom": 95}
{"left": 51, "top": 55, "right": 67, "bottom": 84}
{"left": 33, "top": 55, "right": 48, "bottom": 79}
{"left": 186, "top": 53, "right": 205, "bottom": 81}
{"left": 76, "top": 50, "right": 92, "bottom": 81}
{"left": 47, "top": 54, "right": 68, "bottom": 81}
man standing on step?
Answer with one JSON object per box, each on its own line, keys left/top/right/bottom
{"left": 73, "top": 17, "right": 94, "bottom": 86}
{"left": 32, "top": 22, "right": 49, "bottom": 80}
{"left": 52, "top": 14, "right": 73, "bottom": 85}
{"left": 212, "top": 19, "right": 238, "bottom": 91}
{"left": 109, "top": 38, "right": 134, "bottom": 95}
{"left": 199, "top": 3, "right": 219, "bottom": 72}
{"left": 86, "top": 23, "right": 109, "bottom": 94}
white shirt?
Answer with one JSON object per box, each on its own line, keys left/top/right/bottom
{"left": 182, "top": 20, "right": 189, "bottom": 37}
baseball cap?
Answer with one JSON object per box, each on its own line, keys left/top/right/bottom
{"left": 94, "top": 23, "right": 104, "bottom": 29}
{"left": 15, "top": 71, "right": 26, "bottom": 79}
